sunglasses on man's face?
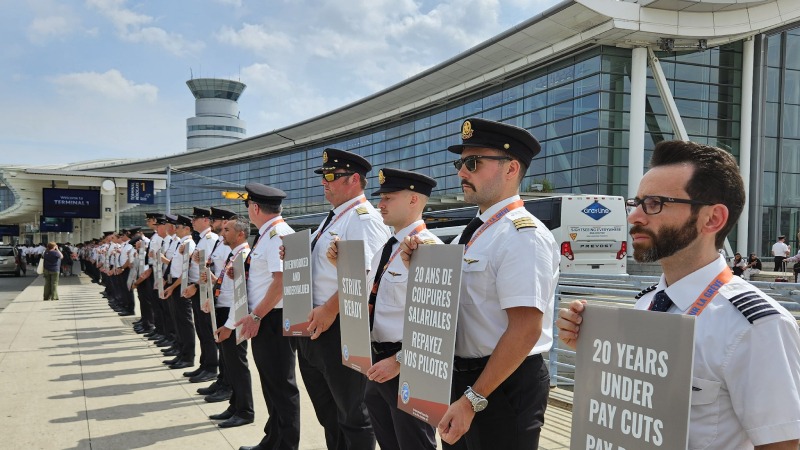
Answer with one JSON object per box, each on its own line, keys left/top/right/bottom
{"left": 322, "top": 172, "right": 355, "bottom": 182}
{"left": 453, "top": 155, "right": 511, "bottom": 172}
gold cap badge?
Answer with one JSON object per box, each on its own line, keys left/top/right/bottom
{"left": 462, "top": 120, "right": 473, "bottom": 140}
{"left": 378, "top": 170, "right": 386, "bottom": 185}
{"left": 322, "top": 151, "right": 328, "bottom": 163}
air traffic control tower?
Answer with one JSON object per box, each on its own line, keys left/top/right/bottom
{"left": 185, "top": 78, "right": 247, "bottom": 151}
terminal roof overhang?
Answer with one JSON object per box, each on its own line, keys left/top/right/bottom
{"left": 72, "top": 0, "right": 800, "bottom": 176}
{"left": 0, "top": 168, "right": 167, "bottom": 225}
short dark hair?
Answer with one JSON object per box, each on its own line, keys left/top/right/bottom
{"left": 650, "top": 140, "right": 745, "bottom": 249}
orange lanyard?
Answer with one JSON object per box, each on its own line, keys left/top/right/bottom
{"left": 464, "top": 199, "right": 525, "bottom": 252}
{"left": 685, "top": 268, "right": 733, "bottom": 316}
{"left": 315, "top": 197, "right": 367, "bottom": 240}
{"left": 254, "top": 218, "right": 285, "bottom": 250}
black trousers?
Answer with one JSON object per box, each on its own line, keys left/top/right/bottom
{"left": 215, "top": 307, "right": 254, "bottom": 420}
{"left": 251, "top": 308, "right": 300, "bottom": 450}
{"left": 296, "top": 317, "right": 375, "bottom": 450}
{"left": 135, "top": 277, "right": 155, "bottom": 328}
{"left": 775, "top": 256, "right": 786, "bottom": 272}
{"left": 120, "top": 268, "right": 135, "bottom": 312}
{"left": 152, "top": 283, "right": 172, "bottom": 338}
{"left": 365, "top": 349, "right": 436, "bottom": 450}
{"left": 170, "top": 289, "right": 195, "bottom": 363}
{"left": 190, "top": 291, "right": 218, "bottom": 372}
{"left": 443, "top": 354, "right": 549, "bottom": 450}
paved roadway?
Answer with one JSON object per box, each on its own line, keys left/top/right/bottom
{"left": 0, "top": 272, "right": 573, "bottom": 450}
{"left": 0, "top": 265, "right": 37, "bottom": 311}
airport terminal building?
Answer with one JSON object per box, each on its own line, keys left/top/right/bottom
{"left": 1, "top": 0, "right": 799, "bottom": 256}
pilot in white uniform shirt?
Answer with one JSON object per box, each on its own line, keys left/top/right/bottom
{"left": 311, "top": 194, "right": 390, "bottom": 307}
{"left": 246, "top": 216, "right": 293, "bottom": 310}
{"left": 369, "top": 220, "right": 442, "bottom": 344}
{"left": 453, "top": 194, "right": 559, "bottom": 358}
{"left": 636, "top": 255, "right": 800, "bottom": 449}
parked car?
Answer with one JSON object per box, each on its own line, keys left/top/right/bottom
{"left": 0, "top": 245, "right": 21, "bottom": 276}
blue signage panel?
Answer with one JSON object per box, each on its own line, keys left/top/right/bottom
{"left": 42, "top": 188, "right": 101, "bottom": 218}
{"left": 127, "top": 180, "right": 155, "bottom": 204}
{"left": 0, "top": 225, "right": 20, "bottom": 236}
{"left": 581, "top": 201, "right": 611, "bottom": 221}
{"left": 40, "top": 216, "right": 73, "bottom": 232}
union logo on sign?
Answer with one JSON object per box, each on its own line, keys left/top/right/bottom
{"left": 343, "top": 344, "right": 350, "bottom": 361}
{"left": 401, "top": 382, "right": 411, "bottom": 404}
{"left": 581, "top": 201, "right": 611, "bottom": 221}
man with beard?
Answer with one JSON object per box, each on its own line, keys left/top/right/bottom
{"left": 400, "top": 118, "right": 559, "bottom": 449}
{"left": 557, "top": 140, "right": 800, "bottom": 449}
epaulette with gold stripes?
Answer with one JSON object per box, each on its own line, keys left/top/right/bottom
{"left": 421, "top": 239, "right": 439, "bottom": 245}
{"left": 512, "top": 217, "right": 537, "bottom": 230}
{"left": 269, "top": 229, "right": 278, "bottom": 239}
{"left": 355, "top": 206, "right": 369, "bottom": 215}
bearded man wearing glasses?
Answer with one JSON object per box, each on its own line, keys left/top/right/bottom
{"left": 558, "top": 141, "right": 800, "bottom": 449}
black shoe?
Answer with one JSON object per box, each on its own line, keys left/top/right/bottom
{"left": 204, "top": 389, "right": 232, "bottom": 403}
{"left": 147, "top": 333, "right": 164, "bottom": 341}
{"left": 163, "top": 357, "right": 180, "bottom": 365}
{"left": 118, "top": 311, "right": 134, "bottom": 316}
{"left": 218, "top": 416, "right": 253, "bottom": 428}
{"left": 162, "top": 348, "right": 180, "bottom": 357}
{"left": 183, "top": 367, "right": 203, "bottom": 378}
{"left": 208, "top": 410, "right": 234, "bottom": 420}
{"left": 155, "top": 340, "right": 173, "bottom": 348}
{"left": 197, "top": 382, "right": 219, "bottom": 395}
{"left": 189, "top": 370, "right": 218, "bottom": 383}
{"left": 132, "top": 319, "right": 143, "bottom": 325}
{"left": 169, "top": 361, "right": 193, "bottom": 370}
{"left": 144, "top": 330, "right": 159, "bottom": 338}
{"left": 161, "top": 345, "right": 178, "bottom": 353}
{"left": 135, "top": 327, "right": 154, "bottom": 335}
{"left": 239, "top": 446, "right": 264, "bottom": 450}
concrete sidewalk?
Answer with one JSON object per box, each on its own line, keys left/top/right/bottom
{"left": 0, "top": 274, "right": 572, "bottom": 450}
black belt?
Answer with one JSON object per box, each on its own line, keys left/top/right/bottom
{"left": 453, "top": 353, "right": 542, "bottom": 372}
{"left": 371, "top": 341, "right": 402, "bottom": 362}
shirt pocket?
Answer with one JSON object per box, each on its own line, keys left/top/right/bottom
{"left": 382, "top": 270, "right": 409, "bottom": 308}
{"left": 689, "top": 377, "right": 721, "bottom": 450}
{"left": 460, "top": 255, "right": 488, "bottom": 305}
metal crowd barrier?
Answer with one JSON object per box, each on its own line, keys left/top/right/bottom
{"left": 548, "top": 273, "right": 800, "bottom": 388}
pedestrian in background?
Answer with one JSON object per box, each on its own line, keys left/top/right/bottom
{"left": 42, "top": 242, "right": 63, "bottom": 301}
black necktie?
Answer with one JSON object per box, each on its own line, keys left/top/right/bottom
{"left": 649, "top": 290, "right": 674, "bottom": 312}
{"left": 369, "top": 236, "right": 398, "bottom": 330}
{"left": 458, "top": 217, "right": 484, "bottom": 245}
{"left": 252, "top": 232, "right": 261, "bottom": 249}
{"left": 311, "top": 210, "right": 335, "bottom": 251}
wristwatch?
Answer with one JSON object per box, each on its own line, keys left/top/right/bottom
{"left": 464, "top": 386, "right": 488, "bottom": 412}
{"left": 250, "top": 312, "right": 261, "bottom": 323}
{"left": 395, "top": 351, "right": 403, "bottom": 365}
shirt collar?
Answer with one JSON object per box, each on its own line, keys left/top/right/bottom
{"left": 259, "top": 216, "right": 284, "bottom": 235}
{"left": 478, "top": 195, "right": 522, "bottom": 221}
{"left": 657, "top": 255, "right": 730, "bottom": 311}
{"left": 231, "top": 242, "right": 249, "bottom": 256}
{"left": 199, "top": 228, "right": 212, "bottom": 238}
{"left": 393, "top": 219, "right": 424, "bottom": 241}
{"left": 333, "top": 194, "right": 366, "bottom": 215}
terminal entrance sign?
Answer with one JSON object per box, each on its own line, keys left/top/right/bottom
{"left": 127, "top": 180, "right": 155, "bottom": 204}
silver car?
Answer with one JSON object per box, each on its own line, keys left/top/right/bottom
{"left": 0, "top": 245, "right": 21, "bottom": 276}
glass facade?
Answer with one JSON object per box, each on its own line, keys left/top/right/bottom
{"left": 760, "top": 25, "right": 800, "bottom": 254}
{"left": 114, "top": 44, "right": 745, "bottom": 253}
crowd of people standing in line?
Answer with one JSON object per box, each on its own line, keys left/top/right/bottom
{"left": 56, "top": 119, "right": 799, "bottom": 450}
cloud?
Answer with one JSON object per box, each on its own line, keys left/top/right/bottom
{"left": 24, "top": 1, "right": 83, "bottom": 44}
{"left": 51, "top": 69, "right": 158, "bottom": 103}
{"left": 212, "top": 0, "right": 242, "bottom": 7}
{"left": 215, "top": 23, "right": 292, "bottom": 54}
{"left": 86, "top": 0, "right": 203, "bottom": 56}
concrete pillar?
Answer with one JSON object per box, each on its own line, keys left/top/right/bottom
{"left": 101, "top": 180, "right": 116, "bottom": 233}
{"left": 738, "top": 37, "right": 755, "bottom": 255}
{"left": 628, "top": 47, "right": 648, "bottom": 198}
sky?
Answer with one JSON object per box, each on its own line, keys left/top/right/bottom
{"left": 0, "top": 0, "right": 561, "bottom": 167}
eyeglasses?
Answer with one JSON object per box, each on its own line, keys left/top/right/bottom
{"left": 322, "top": 172, "right": 355, "bottom": 182}
{"left": 626, "top": 196, "right": 713, "bottom": 215}
{"left": 453, "top": 155, "right": 511, "bottom": 172}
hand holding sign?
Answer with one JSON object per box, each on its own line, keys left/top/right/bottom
{"left": 307, "top": 302, "right": 337, "bottom": 340}
{"left": 325, "top": 237, "right": 340, "bottom": 266}
{"left": 366, "top": 357, "right": 400, "bottom": 383}
{"left": 556, "top": 299, "right": 587, "bottom": 349}
{"left": 398, "top": 235, "right": 424, "bottom": 269}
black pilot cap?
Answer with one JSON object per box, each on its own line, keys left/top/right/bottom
{"left": 447, "top": 117, "right": 541, "bottom": 168}
{"left": 145, "top": 212, "right": 164, "bottom": 220}
{"left": 192, "top": 207, "right": 211, "bottom": 219}
{"left": 372, "top": 168, "right": 437, "bottom": 197}
{"left": 176, "top": 215, "right": 193, "bottom": 227}
{"left": 164, "top": 214, "right": 178, "bottom": 225}
{"left": 313, "top": 148, "right": 371, "bottom": 176}
{"left": 245, "top": 183, "right": 286, "bottom": 205}
{"left": 210, "top": 207, "right": 237, "bottom": 221}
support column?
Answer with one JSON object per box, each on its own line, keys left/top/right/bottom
{"left": 738, "top": 37, "right": 755, "bottom": 256}
{"left": 628, "top": 47, "right": 648, "bottom": 198}
{"left": 100, "top": 180, "right": 116, "bottom": 233}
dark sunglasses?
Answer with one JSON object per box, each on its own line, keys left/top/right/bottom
{"left": 322, "top": 172, "right": 355, "bottom": 182}
{"left": 453, "top": 155, "right": 511, "bottom": 172}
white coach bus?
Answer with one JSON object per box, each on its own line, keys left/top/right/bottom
{"left": 423, "top": 195, "right": 628, "bottom": 274}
